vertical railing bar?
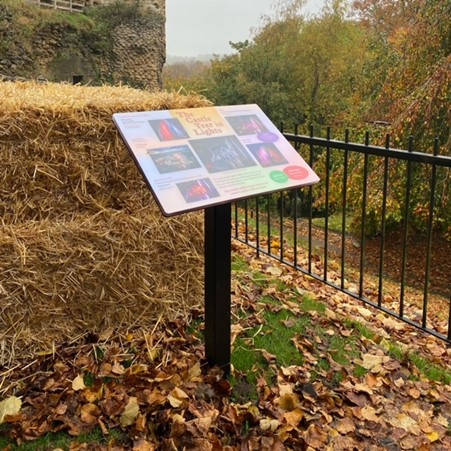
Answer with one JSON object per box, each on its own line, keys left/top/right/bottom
{"left": 294, "top": 124, "right": 299, "bottom": 150}
{"left": 324, "top": 127, "right": 331, "bottom": 282}
{"left": 267, "top": 195, "right": 271, "bottom": 255}
{"left": 308, "top": 125, "right": 314, "bottom": 273}
{"left": 359, "top": 133, "right": 369, "bottom": 298}
{"left": 244, "top": 199, "right": 249, "bottom": 244}
{"left": 340, "top": 129, "right": 349, "bottom": 289}
{"left": 448, "top": 297, "right": 451, "bottom": 341}
{"left": 233, "top": 202, "right": 238, "bottom": 239}
{"left": 256, "top": 196, "right": 260, "bottom": 259}
{"left": 293, "top": 125, "right": 299, "bottom": 267}
{"left": 279, "top": 118, "right": 285, "bottom": 260}
{"left": 293, "top": 188, "right": 298, "bottom": 267}
{"left": 279, "top": 192, "right": 284, "bottom": 261}
{"left": 400, "top": 137, "right": 414, "bottom": 318}
{"left": 422, "top": 138, "right": 439, "bottom": 328}
{"left": 377, "top": 134, "right": 390, "bottom": 307}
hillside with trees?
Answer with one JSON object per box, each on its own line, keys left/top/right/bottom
{"left": 163, "top": 0, "right": 450, "bottom": 237}
{"left": 164, "top": 0, "right": 449, "bottom": 150}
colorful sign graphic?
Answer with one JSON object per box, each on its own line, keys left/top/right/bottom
{"left": 113, "top": 104, "right": 319, "bottom": 216}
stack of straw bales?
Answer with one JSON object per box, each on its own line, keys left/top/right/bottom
{"left": 0, "top": 82, "right": 212, "bottom": 364}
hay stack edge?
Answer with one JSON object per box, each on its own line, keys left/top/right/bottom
{"left": 0, "top": 81, "right": 212, "bottom": 365}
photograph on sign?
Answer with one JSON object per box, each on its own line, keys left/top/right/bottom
{"left": 113, "top": 104, "right": 319, "bottom": 216}
{"left": 189, "top": 136, "right": 257, "bottom": 173}
{"left": 148, "top": 145, "right": 201, "bottom": 174}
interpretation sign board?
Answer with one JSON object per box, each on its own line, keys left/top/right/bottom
{"left": 113, "top": 104, "right": 319, "bottom": 216}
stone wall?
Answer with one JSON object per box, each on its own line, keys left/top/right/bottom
{"left": 0, "top": 0, "right": 165, "bottom": 90}
{"left": 97, "top": 0, "right": 165, "bottom": 13}
{"left": 110, "top": 14, "right": 165, "bottom": 89}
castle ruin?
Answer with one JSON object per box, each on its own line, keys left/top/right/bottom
{"left": 0, "top": 0, "right": 166, "bottom": 90}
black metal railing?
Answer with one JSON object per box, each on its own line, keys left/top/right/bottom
{"left": 232, "top": 129, "right": 451, "bottom": 344}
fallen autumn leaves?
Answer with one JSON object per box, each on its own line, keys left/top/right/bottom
{"left": 0, "top": 246, "right": 450, "bottom": 450}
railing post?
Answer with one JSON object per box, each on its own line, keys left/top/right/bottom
{"left": 399, "top": 137, "right": 414, "bottom": 317}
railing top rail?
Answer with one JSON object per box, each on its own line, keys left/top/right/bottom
{"left": 27, "top": 0, "right": 86, "bottom": 12}
{"left": 284, "top": 133, "right": 451, "bottom": 167}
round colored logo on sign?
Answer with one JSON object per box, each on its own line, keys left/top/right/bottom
{"left": 257, "top": 132, "right": 279, "bottom": 143}
{"left": 270, "top": 170, "right": 289, "bottom": 183}
{"left": 284, "top": 165, "right": 309, "bottom": 180}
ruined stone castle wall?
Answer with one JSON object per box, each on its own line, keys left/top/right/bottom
{"left": 1, "top": 0, "right": 166, "bottom": 90}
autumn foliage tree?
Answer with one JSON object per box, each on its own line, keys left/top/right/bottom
{"left": 163, "top": 0, "right": 450, "bottom": 236}
{"left": 204, "top": 0, "right": 369, "bottom": 129}
{"left": 162, "top": 58, "right": 210, "bottom": 95}
{"left": 352, "top": 0, "right": 450, "bottom": 152}
{"left": 341, "top": 0, "right": 451, "bottom": 236}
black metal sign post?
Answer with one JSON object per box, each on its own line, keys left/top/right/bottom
{"left": 204, "top": 202, "right": 232, "bottom": 376}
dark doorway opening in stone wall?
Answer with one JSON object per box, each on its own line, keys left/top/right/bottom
{"left": 73, "top": 75, "right": 84, "bottom": 85}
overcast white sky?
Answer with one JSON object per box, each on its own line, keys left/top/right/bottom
{"left": 166, "top": 0, "right": 326, "bottom": 57}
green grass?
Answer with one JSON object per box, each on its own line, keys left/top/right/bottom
{"left": 354, "top": 365, "right": 368, "bottom": 378}
{"left": 229, "top": 260, "right": 451, "bottom": 404}
{"left": 327, "top": 334, "right": 358, "bottom": 365}
{"left": 234, "top": 205, "right": 450, "bottom": 384}
{"left": 60, "top": 10, "right": 95, "bottom": 29}
{"left": 388, "top": 344, "right": 451, "bottom": 385}
{"left": 300, "top": 295, "right": 326, "bottom": 313}
{"left": 232, "top": 313, "right": 308, "bottom": 377}
{"left": 312, "top": 212, "right": 351, "bottom": 234}
{"left": 234, "top": 208, "right": 351, "bottom": 243}
{"left": 232, "top": 255, "right": 249, "bottom": 273}
{"left": 234, "top": 206, "right": 451, "bottom": 387}
{"left": 230, "top": 290, "right": 315, "bottom": 400}
{"left": 0, "top": 426, "right": 125, "bottom": 451}
{"left": 231, "top": 340, "right": 260, "bottom": 402}
{"left": 0, "top": 426, "right": 11, "bottom": 450}
{"left": 187, "top": 317, "right": 204, "bottom": 339}
{"left": 310, "top": 324, "right": 366, "bottom": 384}
{"left": 232, "top": 309, "right": 366, "bottom": 389}
{"left": 83, "top": 371, "right": 97, "bottom": 387}
{"left": 344, "top": 318, "right": 376, "bottom": 340}
{"left": 409, "top": 353, "right": 450, "bottom": 383}
{"left": 253, "top": 303, "right": 310, "bottom": 368}
{"left": 344, "top": 320, "right": 451, "bottom": 384}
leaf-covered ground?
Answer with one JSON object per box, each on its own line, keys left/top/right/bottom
{"left": 0, "top": 241, "right": 450, "bottom": 450}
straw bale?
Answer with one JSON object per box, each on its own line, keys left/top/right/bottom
{"left": 0, "top": 138, "right": 154, "bottom": 222}
{"left": 0, "top": 209, "right": 204, "bottom": 365}
{"left": 0, "top": 82, "right": 212, "bottom": 142}
{"left": 0, "top": 81, "right": 212, "bottom": 364}
{"left": 1, "top": 81, "right": 212, "bottom": 223}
